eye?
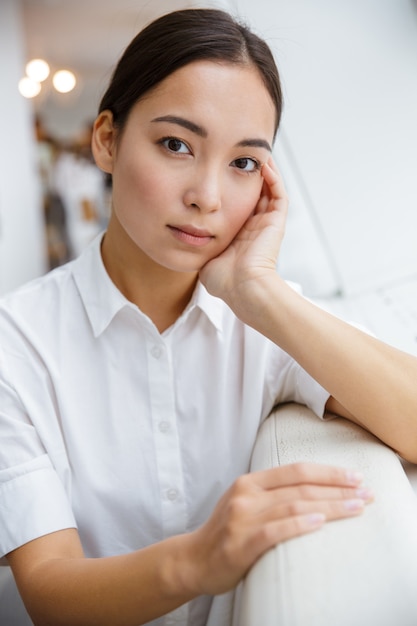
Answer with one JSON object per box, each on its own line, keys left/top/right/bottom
{"left": 160, "top": 137, "right": 191, "bottom": 155}
{"left": 232, "top": 157, "right": 261, "bottom": 173}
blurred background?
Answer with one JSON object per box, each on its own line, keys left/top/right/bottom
{"left": 1, "top": 0, "right": 417, "bottom": 354}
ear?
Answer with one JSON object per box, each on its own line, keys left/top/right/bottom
{"left": 91, "top": 110, "right": 117, "bottom": 174}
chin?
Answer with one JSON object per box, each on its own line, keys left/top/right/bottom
{"left": 165, "top": 261, "right": 205, "bottom": 275}
{"left": 152, "top": 254, "right": 205, "bottom": 275}
{"left": 157, "top": 243, "right": 221, "bottom": 270}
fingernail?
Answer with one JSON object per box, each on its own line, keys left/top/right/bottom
{"left": 344, "top": 499, "right": 365, "bottom": 512}
{"left": 356, "top": 487, "right": 374, "bottom": 501}
{"left": 345, "top": 470, "right": 363, "bottom": 485}
{"left": 306, "top": 513, "right": 326, "bottom": 526}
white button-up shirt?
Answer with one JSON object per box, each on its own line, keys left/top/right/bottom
{"left": 0, "top": 234, "right": 329, "bottom": 626}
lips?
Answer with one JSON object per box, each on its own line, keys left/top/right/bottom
{"left": 170, "top": 224, "right": 212, "bottom": 237}
{"left": 167, "top": 224, "right": 214, "bottom": 247}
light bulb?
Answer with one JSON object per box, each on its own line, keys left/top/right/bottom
{"left": 26, "top": 58, "right": 50, "bottom": 82}
{"left": 18, "top": 76, "right": 41, "bottom": 98}
{"left": 52, "top": 69, "right": 76, "bottom": 93}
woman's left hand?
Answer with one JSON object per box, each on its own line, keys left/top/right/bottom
{"left": 199, "top": 158, "right": 288, "bottom": 312}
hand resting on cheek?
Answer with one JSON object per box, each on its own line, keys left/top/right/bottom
{"left": 199, "top": 158, "right": 288, "bottom": 313}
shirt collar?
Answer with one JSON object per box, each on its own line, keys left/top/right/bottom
{"left": 190, "top": 281, "right": 224, "bottom": 333}
{"left": 72, "top": 233, "right": 225, "bottom": 337}
{"left": 72, "top": 233, "right": 134, "bottom": 337}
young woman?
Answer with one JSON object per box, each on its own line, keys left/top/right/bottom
{"left": 1, "top": 8, "right": 417, "bottom": 626}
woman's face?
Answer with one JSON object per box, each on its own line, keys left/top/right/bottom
{"left": 102, "top": 60, "right": 276, "bottom": 273}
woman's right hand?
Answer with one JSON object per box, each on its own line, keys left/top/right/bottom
{"left": 182, "top": 462, "right": 373, "bottom": 596}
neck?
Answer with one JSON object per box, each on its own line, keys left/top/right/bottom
{"left": 101, "top": 221, "right": 198, "bottom": 333}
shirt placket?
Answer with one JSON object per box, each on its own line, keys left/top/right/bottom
{"left": 146, "top": 335, "right": 190, "bottom": 625}
{"left": 146, "top": 334, "right": 188, "bottom": 538}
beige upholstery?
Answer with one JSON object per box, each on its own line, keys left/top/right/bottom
{"left": 231, "top": 403, "right": 417, "bottom": 626}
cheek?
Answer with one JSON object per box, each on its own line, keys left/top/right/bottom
{"left": 112, "top": 155, "right": 169, "bottom": 219}
{"left": 225, "top": 179, "right": 263, "bottom": 229}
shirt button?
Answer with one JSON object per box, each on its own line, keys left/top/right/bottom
{"left": 158, "top": 421, "right": 170, "bottom": 433}
{"left": 167, "top": 488, "right": 179, "bottom": 501}
{"left": 150, "top": 345, "right": 163, "bottom": 359}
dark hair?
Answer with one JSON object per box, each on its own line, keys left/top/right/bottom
{"left": 99, "top": 8, "right": 282, "bottom": 139}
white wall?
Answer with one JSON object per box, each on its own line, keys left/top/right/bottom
{"left": 235, "top": 0, "right": 417, "bottom": 297}
{"left": 0, "top": 0, "right": 47, "bottom": 296}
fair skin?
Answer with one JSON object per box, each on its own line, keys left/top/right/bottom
{"left": 7, "top": 60, "right": 417, "bottom": 625}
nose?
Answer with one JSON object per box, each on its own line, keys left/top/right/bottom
{"left": 183, "top": 164, "right": 222, "bottom": 213}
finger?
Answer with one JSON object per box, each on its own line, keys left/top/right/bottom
{"left": 251, "top": 462, "right": 364, "bottom": 490}
{"left": 249, "top": 512, "right": 326, "bottom": 556}
{"left": 263, "top": 483, "right": 374, "bottom": 505}
{"left": 261, "top": 158, "right": 288, "bottom": 203}
{"left": 250, "top": 493, "right": 372, "bottom": 557}
{"left": 257, "top": 496, "right": 370, "bottom": 527}
{"left": 253, "top": 192, "right": 270, "bottom": 215}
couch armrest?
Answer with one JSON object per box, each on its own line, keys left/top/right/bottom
{"left": 232, "top": 403, "right": 417, "bottom": 626}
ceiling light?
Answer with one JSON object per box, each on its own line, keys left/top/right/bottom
{"left": 26, "top": 58, "right": 50, "bottom": 83}
{"left": 52, "top": 69, "right": 76, "bottom": 93}
{"left": 18, "top": 76, "right": 42, "bottom": 98}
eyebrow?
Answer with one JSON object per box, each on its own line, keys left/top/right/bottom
{"left": 151, "top": 115, "right": 272, "bottom": 152}
{"left": 152, "top": 115, "right": 207, "bottom": 137}
{"left": 236, "top": 138, "right": 272, "bottom": 152}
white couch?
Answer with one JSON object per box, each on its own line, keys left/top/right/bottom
{"left": 230, "top": 403, "right": 417, "bottom": 626}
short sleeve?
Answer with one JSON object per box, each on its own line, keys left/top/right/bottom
{"left": 265, "top": 343, "right": 331, "bottom": 420}
{"left": 0, "top": 350, "right": 76, "bottom": 559}
{"left": 294, "top": 363, "right": 331, "bottom": 418}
